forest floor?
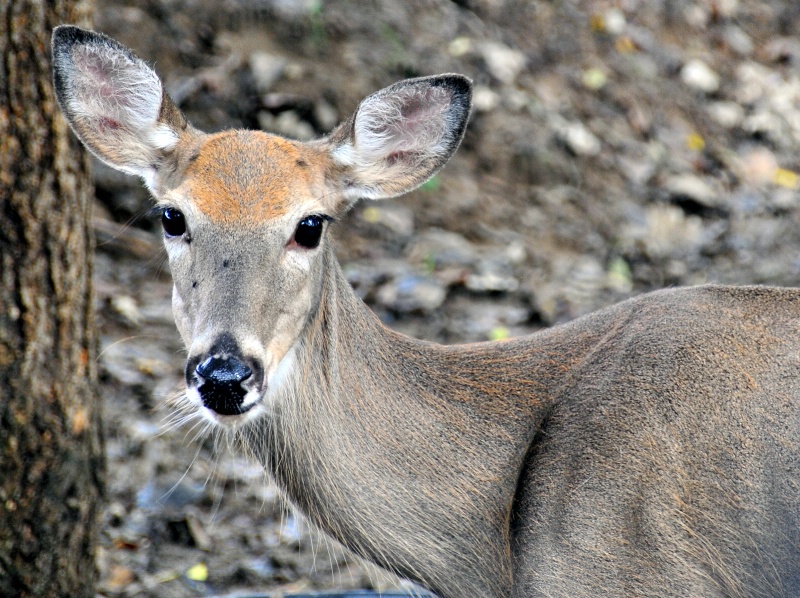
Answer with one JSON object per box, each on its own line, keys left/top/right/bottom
{"left": 88, "top": 0, "right": 800, "bottom": 596}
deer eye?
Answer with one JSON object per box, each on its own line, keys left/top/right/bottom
{"left": 293, "top": 215, "right": 324, "bottom": 249}
{"left": 161, "top": 208, "right": 186, "bottom": 237}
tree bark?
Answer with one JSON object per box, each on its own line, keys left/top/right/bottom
{"left": 0, "top": 1, "right": 103, "bottom": 596}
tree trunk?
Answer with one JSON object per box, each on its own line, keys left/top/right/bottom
{"left": 0, "top": 1, "right": 103, "bottom": 597}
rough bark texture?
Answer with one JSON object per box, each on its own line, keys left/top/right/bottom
{"left": 0, "top": 1, "right": 102, "bottom": 596}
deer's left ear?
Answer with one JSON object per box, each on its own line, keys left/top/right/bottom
{"left": 52, "top": 25, "right": 193, "bottom": 190}
{"left": 323, "top": 74, "right": 472, "bottom": 205}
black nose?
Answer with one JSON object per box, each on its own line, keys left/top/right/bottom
{"left": 193, "top": 354, "right": 257, "bottom": 416}
{"left": 196, "top": 355, "right": 252, "bottom": 384}
{"left": 188, "top": 334, "right": 264, "bottom": 416}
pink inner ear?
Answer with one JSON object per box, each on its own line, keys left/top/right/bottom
{"left": 73, "top": 47, "right": 129, "bottom": 107}
{"left": 352, "top": 83, "right": 456, "bottom": 169}
{"left": 96, "top": 116, "right": 123, "bottom": 133}
{"left": 400, "top": 88, "right": 449, "bottom": 117}
{"left": 387, "top": 87, "right": 452, "bottom": 151}
{"left": 385, "top": 150, "right": 411, "bottom": 165}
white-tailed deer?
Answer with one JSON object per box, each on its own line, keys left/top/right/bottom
{"left": 53, "top": 25, "right": 800, "bottom": 598}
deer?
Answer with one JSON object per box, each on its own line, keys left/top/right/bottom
{"left": 52, "top": 24, "right": 800, "bottom": 598}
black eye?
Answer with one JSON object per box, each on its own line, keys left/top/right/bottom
{"left": 161, "top": 208, "right": 186, "bottom": 237}
{"left": 293, "top": 215, "right": 324, "bottom": 249}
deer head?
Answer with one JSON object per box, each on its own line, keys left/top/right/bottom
{"left": 52, "top": 25, "right": 472, "bottom": 425}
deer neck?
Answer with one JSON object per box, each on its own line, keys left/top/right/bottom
{"left": 249, "top": 245, "right": 551, "bottom": 598}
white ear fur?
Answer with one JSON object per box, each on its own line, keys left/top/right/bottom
{"left": 52, "top": 26, "right": 184, "bottom": 189}
{"left": 331, "top": 74, "right": 472, "bottom": 202}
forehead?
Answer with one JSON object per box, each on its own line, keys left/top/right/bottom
{"left": 183, "top": 130, "right": 323, "bottom": 224}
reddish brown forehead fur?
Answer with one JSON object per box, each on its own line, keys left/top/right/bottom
{"left": 185, "top": 130, "right": 321, "bottom": 224}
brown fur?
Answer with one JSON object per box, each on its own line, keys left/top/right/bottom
{"left": 186, "top": 131, "right": 326, "bottom": 224}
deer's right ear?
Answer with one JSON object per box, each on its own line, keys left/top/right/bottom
{"left": 52, "top": 25, "right": 191, "bottom": 189}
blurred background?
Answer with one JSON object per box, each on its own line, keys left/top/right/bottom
{"left": 89, "top": 0, "right": 800, "bottom": 595}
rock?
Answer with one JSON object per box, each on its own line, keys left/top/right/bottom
{"left": 741, "top": 111, "right": 783, "bottom": 145}
{"left": 479, "top": 41, "right": 526, "bottom": 85}
{"left": 99, "top": 333, "right": 179, "bottom": 391}
{"left": 606, "top": 257, "right": 633, "bottom": 293}
{"left": 771, "top": 187, "right": 798, "bottom": 210}
{"left": 138, "top": 299, "right": 176, "bottom": 326}
{"left": 472, "top": 85, "right": 501, "bottom": 112}
{"left": 343, "top": 259, "right": 414, "bottom": 300}
{"left": 707, "top": 101, "right": 744, "bottom": 128}
{"left": 269, "top": 0, "right": 321, "bottom": 20}
{"left": 556, "top": 120, "right": 602, "bottom": 156}
{"left": 279, "top": 512, "right": 305, "bottom": 545}
{"left": 166, "top": 74, "right": 204, "bottom": 106}
{"left": 257, "top": 110, "right": 315, "bottom": 140}
{"left": 407, "top": 228, "right": 479, "bottom": 268}
{"left": 360, "top": 204, "right": 415, "bottom": 237}
{"left": 663, "top": 173, "right": 719, "bottom": 207}
{"left": 136, "top": 478, "right": 205, "bottom": 510}
{"left": 448, "top": 36, "right": 473, "bottom": 57}
{"left": 465, "top": 270, "right": 519, "bottom": 293}
{"left": 126, "top": 420, "right": 160, "bottom": 442}
{"left": 503, "top": 87, "right": 530, "bottom": 112}
{"left": 109, "top": 295, "right": 144, "bottom": 328}
{"left": 683, "top": 4, "right": 709, "bottom": 29}
{"left": 445, "top": 297, "right": 531, "bottom": 341}
{"left": 249, "top": 51, "right": 287, "bottom": 93}
{"left": 628, "top": 204, "right": 705, "bottom": 259}
{"left": 617, "top": 152, "right": 655, "bottom": 187}
{"left": 465, "top": 257, "right": 520, "bottom": 293}
{"left": 185, "top": 511, "right": 213, "bottom": 551}
{"left": 239, "top": 558, "right": 277, "bottom": 581}
{"left": 376, "top": 274, "right": 447, "bottom": 313}
{"left": 723, "top": 25, "right": 753, "bottom": 57}
{"left": 742, "top": 147, "right": 778, "bottom": 186}
{"left": 603, "top": 8, "right": 626, "bottom": 35}
{"left": 527, "top": 256, "right": 609, "bottom": 324}
{"left": 681, "top": 59, "right": 720, "bottom": 93}
{"left": 715, "top": 0, "right": 740, "bottom": 18}
{"left": 313, "top": 99, "right": 339, "bottom": 131}
{"left": 764, "top": 37, "right": 800, "bottom": 65}
{"left": 734, "top": 62, "right": 772, "bottom": 105}
{"left": 582, "top": 68, "right": 608, "bottom": 91}
{"left": 502, "top": 240, "right": 527, "bottom": 265}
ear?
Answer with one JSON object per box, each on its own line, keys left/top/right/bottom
{"left": 51, "top": 25, "right": 191, "bottom": 190}
{"left": 326, "top": 74, "right": 472, "bottom": 203}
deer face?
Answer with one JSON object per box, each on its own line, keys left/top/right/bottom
{"left": 52, "top": 25, "right": 471, "bottom": 425}
{"left": 158, "top": 131, "right": 336, "bottom": 420}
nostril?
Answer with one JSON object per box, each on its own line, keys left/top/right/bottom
{"left": 196, "top": 355, "right": 252, "bottom": 384}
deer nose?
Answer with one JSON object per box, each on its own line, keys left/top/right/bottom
{"left": 192, "top": 353, "right": 261, "bottom": 416}
{"left": 196, "top": 355, "right": 252, "bottom": 384}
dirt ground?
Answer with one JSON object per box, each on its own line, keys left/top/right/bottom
{"left": 86, "top": 0, "right": 800, "bottom": 596}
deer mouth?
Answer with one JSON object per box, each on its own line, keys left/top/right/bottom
{"left": 196, "top": 378, "right": 256, "bottom": 416}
